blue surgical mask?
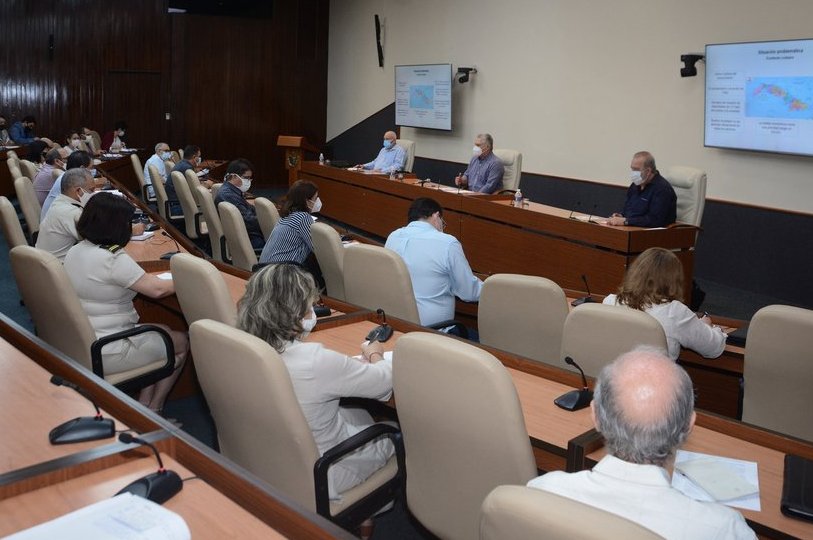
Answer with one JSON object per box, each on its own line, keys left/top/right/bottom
{"left": 383, "top": 139, "right": 393, "bottom": 149}
{"left": 160, "top": 151, "right": 172, "bottom": 160}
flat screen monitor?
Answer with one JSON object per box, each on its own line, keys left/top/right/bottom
{"left": 395, "top": 64, "right": 452, "bottom": 131}
{"left": 705, "top": 38, "right": 813, "bottom": 156}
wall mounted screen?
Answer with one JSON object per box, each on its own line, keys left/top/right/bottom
{"left": 705, "top": 39, "right": 813, "bottom": 156}
{"left": 395, "top": 64, "right": 452, "bottom": 131}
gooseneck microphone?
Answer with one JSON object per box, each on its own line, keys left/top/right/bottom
{"left": 116, "top": 433, "right": 183, "bottom": 504}
{"left": 571, "top": 274, "right": 596, "bottom": 307}
{"left": 49, "top": 375, "right": 115, "bottom": 445}
{"left": 586, "top": 203, "right": 598, "bottom": 224}
{"left": 366, "top": 308, "right": 394, "bottom": 342}
{"left": 569, "top": 201, "right": 582, "bottom": 220}
{"left": 159, "top": 231, "right": 181, "bottom": 260}
{"left": 554, "top": 357, "right": 594, "bottom": 411}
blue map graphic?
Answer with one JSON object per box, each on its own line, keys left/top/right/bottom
{"left": 409, "top": 85, "right": 434, "bottom": 109}
{"left": 745, "top": 77, "right": 813, "bottom": 120}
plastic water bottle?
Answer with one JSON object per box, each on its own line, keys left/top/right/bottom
{"left": 514, "top": 189, "right": 523, "bottom": 208}
{"left": 319, "top": 153, "right": 325, "bottom": 165}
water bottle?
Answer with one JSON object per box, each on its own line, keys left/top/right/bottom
{"left": 319, "top": 153, "right": 325, "bottom": 165}
{"left": 514, "top": 189, "right": 523, "bottom": 208}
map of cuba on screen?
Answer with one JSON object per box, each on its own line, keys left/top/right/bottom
{"left": 395, "top": 64, "right": 452, "bottom": 131}
{"left": 705, "top": 39, "right": 813, "bottom": 156}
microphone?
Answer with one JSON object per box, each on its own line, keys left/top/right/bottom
{"left": 554, "top": 357, "right": 593, "bottom": 411}
{"left": 49, "top": 375, "right": 115, "bottom": 445}
{"left": 586, "top": 203, "right": 598, "bottom": 224}
{"left": 159, "top": 231, "right": 180, "bottom": 260}
{"left": 569, "top": 201, "right": 582, "bottom": 220}
{"left": 115, "top": 433, "right": 183, "bottom": 504}
{"left": 571, "top": 274, "right": 596, "bottom": 307}
{"left": 366, "top": 308, "right": 394, "bottom": 342}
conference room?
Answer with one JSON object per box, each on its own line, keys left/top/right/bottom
{"left": 2, "top": 1, "right": 813, "bottom": 539}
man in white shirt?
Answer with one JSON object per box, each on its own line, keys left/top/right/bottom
{"left": 356, "top": 130, "right": 406, "bottom": 173}
{"left": 41, "top": 150, "right": 92, "bottom": 221}
{"left": 385, "top": 197, "right": 482, "bottom": 328}
{"left": 143, "top": 142, "right": 172, "bottom": 199}
{"left": 527, "top": 348, "right": 755, "bottom": 539}
{"left": 35, "top": 168, "right": 95, "bottom": 261}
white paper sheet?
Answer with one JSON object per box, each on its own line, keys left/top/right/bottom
{"left": 672, "top": 450, "right": 761, "bottom": 511}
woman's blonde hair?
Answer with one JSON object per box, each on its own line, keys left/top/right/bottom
{"left": 237, "top": 264, "right": 319, "bottom": 352}
{"left": 616, "top": 247, "right": 684, "bottom": 311}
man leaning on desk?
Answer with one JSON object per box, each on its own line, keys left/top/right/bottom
{"left": 355, "top": 130, "right": 406, "bottom": 173}
{"left": 454, "top": 132, "right": 504, "bottom": 194}
{"left": 607, "top": 151, "right": 677, "bottom": 227}
{"left": 528, "top": 347, "right": 756, "bottom": 539}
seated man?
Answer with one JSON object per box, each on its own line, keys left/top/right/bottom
{"left": 385, "top": 197, "right": 483, "bottom": 326}
{"left": 356, "top": 130, "right": 405, "bottom": 173}
{"left": 607, "top": 151, "right": 677, "bottom": 227}
{"left": 40, "top": 150, "right": 92, "bottom": 220}
{"left": 214, "top": 159, "right": 265, "bottom": 250}
{"left": 528, "top": 347, "right": 756, "bottom": 539}
{"left": 454, "top": 133, "right": 504, "bottom": 194}
{"left": 35, "top": 168, "right": 95, "bottom": 261}
{"left": 33, "top": 148, "right": 66, "bottom": 205}
{"left": 143, "top": 142, "right": 172, "bottom": 199}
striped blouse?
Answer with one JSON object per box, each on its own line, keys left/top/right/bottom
{"left": 259, "top": 211, "right": 314, "bottom": 264}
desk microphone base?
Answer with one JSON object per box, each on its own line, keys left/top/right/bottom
{"left": 49, "top": 416, "right": 115, "bottom": 445}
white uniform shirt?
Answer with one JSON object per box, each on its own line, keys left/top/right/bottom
{"left": 35, "top": 194, "right": 82, "bottom": 261}
{"left": 528, "top": 455, "right": 756, "bottom": 540}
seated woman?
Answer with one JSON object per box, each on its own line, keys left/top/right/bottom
{"left": 63, "top": 193, "right": 187, "bottom": 414}
{"left": 603, "top": 247, "right": 726, "bottom": 360}
{"left": 238, "top": 263, "right": 393, "bottom": 499}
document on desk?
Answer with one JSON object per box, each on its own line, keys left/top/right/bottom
{"left": 130, "top": 231, "right": 155, "bottom": 241}
{"left": 571, "top": 214, "right": 605, "bottom": 223}
{"left": 5, "top": 492, "right": 190, "bottom": 540}
{"left": 672, "top": 450, "right": 761, "bottom": 511}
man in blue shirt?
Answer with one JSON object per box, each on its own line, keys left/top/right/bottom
{"left": 385, "top": 197, "right": 483, "bottom": 326}
{"left": 608, "top": 151, "right": 677, "bottom": 228}
{"left": 455, "top": 133, "right": 504, "bottom": 194}
{"left": 357, "top": 130, "right": 406, "bottom": 173}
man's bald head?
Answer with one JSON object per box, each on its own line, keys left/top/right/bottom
{"left": 593, "top": 347, "right": 695, "bottom": 466}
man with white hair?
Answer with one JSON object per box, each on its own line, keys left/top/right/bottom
{"left": 528, "top": 347, "right": 756, "bottom": 539}
{"left": 357, "top": 130, "right": 406, "bottom": 174}
{"left": 454, "top": 133, "right": 504, "bottom": 193}
{"left": 143, "top": 142, "right": 172, "bottom": 199}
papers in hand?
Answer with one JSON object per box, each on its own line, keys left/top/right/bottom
{"left": 131, "top": 231, "right": 155, "bottom": 241}
{"left": 155, "top": 272, "right": 174, "bottom": 281}
{"left": 5, "top": 492, "right": 191, "bottom": 540}
{"left": 672, "top": 450, "right": 760, "bottom": 511}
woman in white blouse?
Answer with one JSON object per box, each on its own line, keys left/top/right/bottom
{"left": 237, "top": 263, "right": 394, "bottom": 500}
{"left": 603, "top": 247, "right": 727, "bottom": 360}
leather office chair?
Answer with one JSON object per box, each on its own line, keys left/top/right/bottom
{"left": 254, "top": 197, "right": 280, "bottom": 240}
{"left": 560, "top": 303, "right": 667, "bottom": 378}
{"left": 86, "top": 130, "right": 102, "bottom": 154}
{"left": 130, "top": 154, "right": 155, "bottom": 203}
{"left": 189, "top": 319, "right": 404, "bottom": 531}
{"left": 7, "top": 161, "right": 22, "bottom": 181}
{"left": 210, "top": 182, "right": 223, "bottom": 201}
{"left": 343, "top": 244, "right": 420, "bottom": 323}
{"left": 170, "top": 254, "right": 236, "bottom": 326}
{"left": 479, "top": 485, "right": 664, "bottom": 540}
{"left": 175, "top": 148, "right": 183, "bottom": 161}
{"left": 18, "top": 159, "right": 39, "bottom": 183}
{"left": 163, "top": 159, "right": 176, "bottom": 176}
{"left": 393, "top": 332, "right": 537, "bottom": 540}
{"left": 742, "top": 305, "right": 813, "bottom": 441}
{"left": 6, "top": 149, "right": 19, "bottom": 165}
{"left": 663, "top": 166, "right": 707, "bottom": 227}
{"left": 197, "top": 185, "right": 229, "bottom": 263}
{"left": 148, "top": 164, "right": 172, "bottom": 221}
{"left": 218, "top": 201, "right": 257, "bottom": 271}
{"left": 396, "top": 138, "right": 416, "bottom": 172}
{"left": 310, "top": 222, "right": 346, "bottom": 301}
{"left": 0, "top": 196, "right": 28, "bottom": 248}
{"left": 10, "top": 246, "right": 176, "bottom": 393}
{"left": 183, "top": 168, "right": 204, "bottom": 206}
{"left": 13, "top": 177, "right": 41, "bottom": 244}
{"left": 493, "top": 149, "right": 522, "bottom": 192}
{"left": 478, "top": 274, "right": 568, "bottom": 364}
{"left": 171, "top": 171, "right": 206, "bottom": 240}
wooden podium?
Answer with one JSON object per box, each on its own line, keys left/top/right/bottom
{"left": 277, "top": 135, "right": 319, "bottom": 185}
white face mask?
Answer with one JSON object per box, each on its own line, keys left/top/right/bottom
{"left": 310, "top": 196, "right": 322, "bottom": 213}
{"left": 196, "top": 156, "right": 202, "bottom": 165}
{"left": 630, "top": 170, "right": 644, "bottom": 185}
{"left": 70, "top": 139, "right": 82, "bottom": 149}
{"left": 472, "top": 145, "right": 482, "bottom": 157}
{"left": 78, "top": 188, "right": 94, "bottom": 206}
{"left": 300, "top": 307, "right": 317, "bottom": 337}
{"left": 239, "top": 176, "right": 252, "bottom": 193}
{"left": 160, "top": 151, "right": 172, "bottom": 160}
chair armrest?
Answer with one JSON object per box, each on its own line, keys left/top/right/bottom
{"left": 427, "top": 319, "right": 469, "bottom": 339}
{"left": 90, "top": 324, "right": 175, "bottom": 381}
{"left": 497, "top": 189, "right": 517, "bottom": 195}
{"left": 313, "top": 423, "right": 405, "bottom": 517}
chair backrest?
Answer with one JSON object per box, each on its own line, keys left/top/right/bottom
{"left": 87, "top": 130, "right": 102, "bottom": 154}
{"left": 743, "top": 305, "right": 813, "bottom": 442}
{"left": 149, "top": 165, "right": 170, "bottom": 220}
{"left": 560, "top": 303, "right": 667, "bottom": 378}
{"left": 343, "top": 244, "right": 420, "bottom": 323}
{"left": 210, "top": 182, "right": 223, "bottom": 202}
{"left": 396, "top": 138, "right": 416, "bottom": 172}
{"left": 254, "top": 197, "right": 280, "bottom": 240}
{"left": 176, "top": 148, "right": 184, "bottom": 160}
{"left": 163, "top": 159, "right": 176, "bottom": 174}
{"left": 18, "top": 159, "right": 39, "bottom": 182}
{"left": 171, "top": 171, "right": 202, "bottom": 239}
{"left": 8, "top": 161, "right": 23, "bottom": 181}
{"left": 493, "top": 149, "right": 522, "bottom": 192}
{"left": 480, "top": 485, "right": 664, "bottom": 540}
{"left": 663, "top": 165, "right": 707, "bottom": 227}
{"left": 197, "top": 186, "right": 227, "bottom": 263}
{"left": 0, "top": 196, "right": 28, "bottom": 248}
{"left": 218, "top": 201, "right": 257, "bottom": 271}
{"left": 394, "top": 332, "right": 537, "bottom": 540}
{"left": 130, "top": 154, "right": 147, "bottom": 195}
{"left": 10, "top": 246, "right": 97, "bottom": 369}
{"left": 170, "top": 254, "right": 236, "bottom": 326}
{"left": 478, "top": 274, "right": 568, "bottom": 364}
{"left": 310, "top": 222, "right": 345, "bottom": 301}
{"left": 6, "top": 149, "right": 19, "bottom": 163}
{"left": 14, "top": 177, "right": 41, "bottom": 242}
{"left": 190, "top": 319, "right": 320, "bottom": 509}
{"left": 183, "top": 169, "right": 204, "bottom": 206}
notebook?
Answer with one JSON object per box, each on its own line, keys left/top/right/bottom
{"left": 782, "top": 454, "right": 813, "bottom": 522}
